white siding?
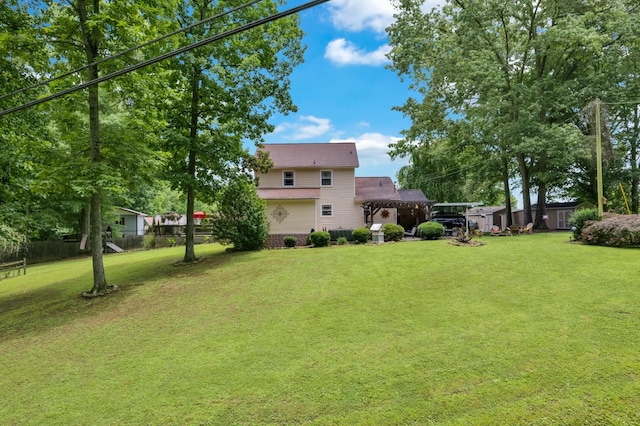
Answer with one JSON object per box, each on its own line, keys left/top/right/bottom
{"left": 259, "top": 167, "right": 367, "bottom": 232}
{"left": 317, "top": 169, "right": 363, "bottom": 230}
{"left": 257, "top": 169, "right": 329, "bottom": 188}
{"left": 255, "top": 170, "right": 283, "bottom": 188}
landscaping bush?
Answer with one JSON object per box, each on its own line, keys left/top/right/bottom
{"left": 211, "top": 178, "right": 269, "bottom": 251}
{"left": 568, "top": 208, "right": 600, "bottom": 241}
{"left": 283, "top": 236, "right": 297, "bottom": 248}
{"left": 352, "top": 227, "right": 371, "bottom": 244}
{"left": 143, "top": 234, "right": 156, "bottom": 250}
{"left": 309, "top": 231, "right": 331, "bottom": 247}
{"left": 581, "top": 213, "right": 640, "bottom": 247}
{"left": 382, "top": 223, "right": 405, "bottom": 242}
{"left": 418, "top": 221, "right": 445, "bottom": 240}
{"left": 337, "top": 237, "right": 348, "bottom": 245}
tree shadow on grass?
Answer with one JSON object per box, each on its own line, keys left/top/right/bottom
{"left": 0, "top": 249, "right": 237, "bottom": 343}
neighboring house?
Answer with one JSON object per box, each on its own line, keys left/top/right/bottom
{"left": 113, "top": 207, "right": 148, "bottom": 236}
{"left": 152, "top": 212, "right": 187, "bottom": 236}
{"left": 513, "top": 201, "right": 590, "bottom": 230}
{"left": 473, "top": 201, "right": 591, "bottom": 231}
{"left": 256, "top": 143, "right": 432, "bottom": 246}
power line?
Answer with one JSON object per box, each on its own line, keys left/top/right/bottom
{"left": 0, "top": 0, "right": 329, "bottom": 117}
{"left": 602, "top": 99, "right": 640, "bottom": 106}
{"left": 0, "top": 0, "right": 262, "bottom": 102}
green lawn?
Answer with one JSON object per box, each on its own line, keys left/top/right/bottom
{"left": 1, "top": 233, "right": 639, "bottom": 425}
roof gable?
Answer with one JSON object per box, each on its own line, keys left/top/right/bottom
{"left": 259, "top": 143, "right": 359, "bottom": 169}
{"left": 468, "top": 206, "right": 505, "bottom": 215}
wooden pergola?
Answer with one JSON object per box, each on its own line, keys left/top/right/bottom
{"left": 361, "top": 199, "right": 433, "bottom": 226}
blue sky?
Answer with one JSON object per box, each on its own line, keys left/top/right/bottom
{"left": 258, "top": 0, "right": 440, "bottom": 181}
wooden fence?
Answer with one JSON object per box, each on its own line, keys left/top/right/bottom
{"left": 0, "top": 235, "right": 216, "bottom": 265}
{"left": 0, "top": 236, "right": 145, "bottom": 265}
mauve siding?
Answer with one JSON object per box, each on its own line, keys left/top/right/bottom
{"left": 265, "top": 200, "right": 316, "bottom": 234}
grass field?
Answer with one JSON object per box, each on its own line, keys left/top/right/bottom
{"left": 1, "top": 233, "right": 639, "bottom": 425}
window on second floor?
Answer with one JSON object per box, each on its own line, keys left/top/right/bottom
{"left": 321, "top": 170, "right": 333, "bottom": 186}
{"left": 283, "top": 171, "right": 294, "bottom": 187}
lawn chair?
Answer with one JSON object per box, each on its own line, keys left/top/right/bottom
{"left": 490, "top": 225, "right": 502, "bottom": 236}
{"left": 404, "top": 226, "right": 417, "bottom": 238}
{"left": 523, "top": 222, "right": 533, "bottom": 234}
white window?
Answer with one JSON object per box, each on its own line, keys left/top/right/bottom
{"left": 283, "top": 171, "right": 294, "bottom": 187}
{"left": 321, "top": 170, "right": 332, "bottom": 186}
{"left": 321, "top": 204, "right": 333, "bottom": 217}
{"left": 557, "top": 210, "right": 572, "bottom": 229}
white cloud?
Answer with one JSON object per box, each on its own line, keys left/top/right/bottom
{"left": 272, "top": 115, "right": 332, "bottom": 140}
{"left": 328, "top": 0, "right": 445, "bottom": 34}
{"left": 325, "top": 39, "right": 391, "bottom": 66}
{"left": 328, "top": 0, "right": 396, "bottom": 34}
{"left": 420, "top": 0, "right": 445, "bottom": 13}
{"left": 331, "top": 132, "right": 409, "bottom": 176}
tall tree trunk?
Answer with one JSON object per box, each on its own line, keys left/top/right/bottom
{"left": 631, "top": 107, "right": 639, "bottom": 214}
{"left": 183, "top": 65, "right": 201, "bottom": 263}
{"left": 517, "top": 153, "right": 533, "bottom": 224}
{"left": 502, "top": 156, "right": 513, "bottom": 227}
{"left": 79, "top": 205, "right": 90, "bottom": 239}
{"left": 534, "top": 155, "right": 548, "bottom": 229}
{"left": 534, "top": 183, "right": 548, "bottom": 229}
{"left": 78, "top": 0, "right": 108, "bottom": 296}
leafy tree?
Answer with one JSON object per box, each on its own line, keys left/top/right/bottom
{"left": 0, "top": 1, "right": 52, "bottom": 237}
{"left": 0, "top": 224, "right": 26, "bottom": 258}
{"left": 161, "top": 0, "right": 303, "bottom": 263}
{"left": 29, "top": 0, "right": 177, "bottom": 295}
{"left": 388, "top": 0, "right": 636, "bottom": 228}
{"left": 211, "top": 177, "right": 269, "bottom": 251}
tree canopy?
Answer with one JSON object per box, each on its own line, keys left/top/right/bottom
{"left": 0, "top": 0, "right": 305, "bottom": 294}
{"left": 388, "top": 0, "right": 640, "bottom": 223}
{"left": 160, "top": 0, "right": 302, "bottom": 262}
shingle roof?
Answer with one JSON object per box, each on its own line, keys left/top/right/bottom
{"left": 531, "top": 202, "right": 579, "bottom": 209}
{"left": 258, "top": 143, "right": 359, "bottom": 169}
{"left": 355, "top": 177, "right": 401, "bottom": 201}
{"left": 398, "top": 189, "right": 429, "bottom": 203}
{"left": 468, "top": 206, "right": 505, "bottom": 215}
{"left": 257, "top": 188, "right": 321, "bottom": 200}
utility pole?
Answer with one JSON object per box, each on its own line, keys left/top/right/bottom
{"left": 595, "top": 99, "right": 604, "bottom": 216}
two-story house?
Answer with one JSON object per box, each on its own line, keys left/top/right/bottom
{"left": 256, "top": 143, "right": 432, "bottom": 247}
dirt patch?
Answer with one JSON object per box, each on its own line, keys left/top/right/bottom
{"left": 448, "top": 240, "right": 484, "bottom": 247}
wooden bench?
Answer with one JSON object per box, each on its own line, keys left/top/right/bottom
{"left": 0, "top": 258, "right": 27, "bottom": 280}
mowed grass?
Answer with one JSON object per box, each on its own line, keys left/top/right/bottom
{"left": 1, "top": 233, "right": 639, "bottom": 425}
